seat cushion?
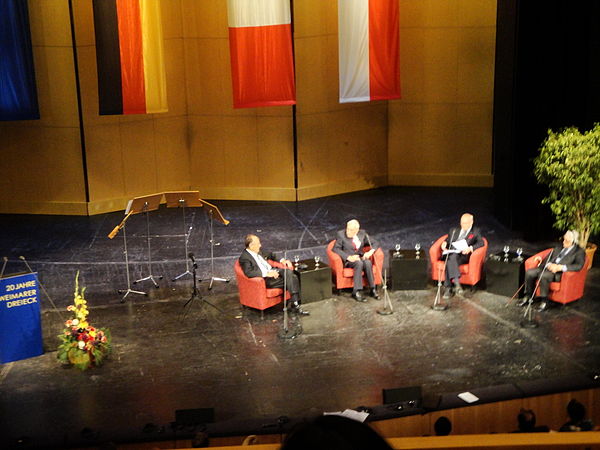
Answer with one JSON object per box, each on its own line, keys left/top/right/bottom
{"left": 265, "top": 288, "right": 284, "bottom": 298}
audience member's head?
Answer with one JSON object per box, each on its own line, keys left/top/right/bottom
{"left": 281, "top": 415, "right": 392, "bottom": 450}
{"left": 566, "top": 399, "right": 586, "bottom": 422}
{"left": 517, "top": 408, "right": 536, "bottom": 432}
{"left": 433, "top": 416, "right": 452, "bottom": 436}
{"left": 191, "top": 431, "right": 209, "bottom": 448}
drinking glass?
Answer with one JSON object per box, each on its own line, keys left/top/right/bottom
{"left": 516, "top": 247, "right": 523, "bottom": 261}
{"left": 503, "top": 245, "right": 510, "bottom": 261}
{"left": 314, "top": 255, "right": 320, "bottom": 267}
{"left": 294, "top": 255, "right": 300, "bottom": 267}
{"left": 395, "top": 243, "right": 401, "bottom": 255}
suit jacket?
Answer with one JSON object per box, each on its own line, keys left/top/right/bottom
{"left": 544, "top": 245, "right": 585, "bottom": 272}
{"left": 239, "top": 249, "right": 277, "bottom": 279}
{"left": 445, "top": 227, "right": 484, "bottom": 252}
{"left": 333, "top": 229, "right": 378, "bottom": 262}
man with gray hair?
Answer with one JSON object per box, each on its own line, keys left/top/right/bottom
{"left": 333, "top": 219, "right": 379, "bottom": 302}
{"left": 521, "top": 230, "right": 586, "bottom": 311}
{"left": 440, "top": 213, "right": 484, "bottom": 298}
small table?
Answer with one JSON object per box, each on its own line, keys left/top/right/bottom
{"left": 295, "top": 259, "right": 332, "bottom": 304}
{"left": 388, "top": 249, "right": 428, "bottom": 290}
{"left": 485, "top": 252, "right": 529, "bottom": 298}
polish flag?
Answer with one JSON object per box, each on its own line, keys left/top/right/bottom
{"left": 338, "top": 0, "right": 400, "bottom": 103}
{"left": 227, "top": 0, "right": 296, "bottom": 109}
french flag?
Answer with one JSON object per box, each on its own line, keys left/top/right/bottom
{"left": 338, "top": 0, "right": 401, "bottom": 103}
{"left": 227, "top": 0, "right": 296, "bottom": 109}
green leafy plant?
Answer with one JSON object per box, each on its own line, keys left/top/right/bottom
{"left": 533, "top": 124, "right": 600, "bottom": 250}
{"left": 57, "top": 273, "right": 112, "bottom": 370}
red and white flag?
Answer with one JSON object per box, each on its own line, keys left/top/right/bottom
{"left": 338, "top": 0, "right": 400, "bottom": 103}
{"left": 227, "top": 0, "right": 296, "bottom": 109}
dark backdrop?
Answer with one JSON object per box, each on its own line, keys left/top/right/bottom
{"left": 493, "top": 0, "right": 600, "bottom": 241}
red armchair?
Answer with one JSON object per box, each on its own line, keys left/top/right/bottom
{"left": 429, "top": 235, "right": 488, "bottom": 286}
{"left": 326, "top": 240, "right": 384, "bottom": 291}
{"left": 234, "top": 260, "right": 290, "bottom": 311}
{"left": 524, "top": 248, "right": 590, "bottom": 304}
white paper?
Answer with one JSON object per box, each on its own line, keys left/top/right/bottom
{"left": 451, "top": 239, "right": 469, "bottom": 251}
{"left": 323, "top": 409, "right": 369, "bottom": 422}
{"left": 458, "top": 392, "right": 479, "bottom": 403}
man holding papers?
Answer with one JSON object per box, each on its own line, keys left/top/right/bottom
{"left": 440, "top": 213, "right": 484, "bottom": 299}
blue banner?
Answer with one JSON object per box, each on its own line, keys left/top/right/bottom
{"left": 0, "top": 272, "right": 43, "bottom": 363}
{"left": 0, "top": 0, "right": 40, "bottom": 121}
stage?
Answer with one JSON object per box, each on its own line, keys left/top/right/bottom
{"left": 1, "top": 187, "right": 599, "bottom": 448}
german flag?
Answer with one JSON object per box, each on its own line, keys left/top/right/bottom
{"left": 92, "top": 0, "right": 167, "bottom": 115}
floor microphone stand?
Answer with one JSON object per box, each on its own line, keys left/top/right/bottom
{"left": 206, "top": 210, "right": 229, "bottom": 290}
{"left": 182, "top": 253, "right": 222, "bottom": 318}
{"left": 520, "top": 250, "right": 553, "bottom": 328}
{"left": 278, "top": 251, "right": 302, "bottom": 339}
{"left": 118, "top": 224, "right": 147, "bottom": 302}
{"left": 172, "top": 199, "right": 193, "bottom": 281}
{"left": 134, "top": 203, "right": 163, "bottom": 288}
{"left": 377, "top": 270, "right": 394, "bottom": 315}
{"left": 432, "top": 232, "right": 455, "bottom": 311}
{"left": 432, "top": 255, "right": 450, "bottom": 311}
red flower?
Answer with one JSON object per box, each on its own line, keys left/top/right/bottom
{"left": 468, "top": 234, "right": 474, "bottom": 239}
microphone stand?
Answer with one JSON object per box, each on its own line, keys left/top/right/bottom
{"left": 376, "top": 270, "right": 394, "bottom": 315}
{"left": 520, "top": 249, "right": 554, "bottom": 328}
{"left": 278, "top": 251, "right": 302, "bottom": 339}
{"left": 432, "top": 230, "right": 455, "bottom": 311}
{"left": 182, "top": 253, "right": 222, "bottom": 318}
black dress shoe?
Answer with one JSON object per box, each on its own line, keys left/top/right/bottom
{"left": 292, "top": 302, "right": 310, "bottom": 315}
{"left": 516, "top": 298, "right": 529, "bottom": 307}
{"left": 295, "top": 307, "right": 310, "bottom": 316}
{"left": 454, "top": 283, "right": 464, "bottom": 296}
{"left": 352, "top": 291, "right": 367, "bottom": 302}
{"left": 536, "top": 300, "right": 549, "bottom": 312}
{"left": 370, "top": 288, "right": 380, "bottom": 300}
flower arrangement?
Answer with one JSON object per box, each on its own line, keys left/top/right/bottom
{"left": 57, "top": 273, "right": 111, "bottom": 370}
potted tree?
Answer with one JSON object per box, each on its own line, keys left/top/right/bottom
{"left": 533, "top": 123, "right": 600, "bottom": 267}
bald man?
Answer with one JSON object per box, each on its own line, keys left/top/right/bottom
{"left": 440, "top": 213, "right": 484, "bottom": 298}
{"left": 333, "top": 219, "right": 379, "bottom": 302}
{"left": 521, "top": 230, "right": 586, "bottom": 311}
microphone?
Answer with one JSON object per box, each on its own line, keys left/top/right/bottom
{"left": 188, "top": 253, "right": 195, "bottom": 263}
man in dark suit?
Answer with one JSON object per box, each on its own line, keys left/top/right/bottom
{"left": 239, "top": 234, "right": 309, "bottom": 315}
{"left": 440, "top": 213, "right": 484, "bottom": 298}
{"left": 333, "top": 219, "right": 379, "bottom": 302}
{"left": 520, "top": 230, "right": 586, "bottom": 311}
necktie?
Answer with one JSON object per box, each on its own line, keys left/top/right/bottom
{"left": 256, "top": 253, "right": 271, "bottom": 273}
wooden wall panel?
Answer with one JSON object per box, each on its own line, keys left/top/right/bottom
{"left": 0, "top": 0, "right": 86, "bottom": 215}
{"left": 295, "top": 0, "right": 388, "bottom": 200}
{"left": 388, "top": 0, "right": 496, "bottom": 188}
{"left": 0, "top": 0, "right": 498, "bottom": 214}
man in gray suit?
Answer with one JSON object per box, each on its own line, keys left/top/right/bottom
{"left": 333, "top": 219, "right": 379, "bottom": 302}
{"left": 520, "top": 230, "right": 586, "bottom": 311}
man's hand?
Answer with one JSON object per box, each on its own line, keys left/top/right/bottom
{"left": 266, "top": 270, "right": 279, "bottom": 278}
{"left": 280, "top": 259, "right": 293, "bottom": 269}
{"left": 534, "top": 256, "right": 543, "bottom": 266}
{"left": 461, "top": 246, "right": 473, "bottom": 255}
{"left": 548, "top": 263, "right": 562, "bottom": 273}
{"left": 441, "top": 241, "right": 447, "bottom": 251}
{"left": 363, "top": 249, "right": 375, "bottom": 259}
{"left": 347, "top": 255, "right": 361, "bottom": 262}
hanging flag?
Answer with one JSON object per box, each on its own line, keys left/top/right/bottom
{"left": 227, "top": 0, "right": 296, "bottom": 109}
{"left": 338, "top": 0, "right": 400, "bottom": 103}
{"left": 0, "top": 0, "right": 40, "bottom": 121}
{"left": 92, "top": 0, "right": 167, "bottom": 115}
